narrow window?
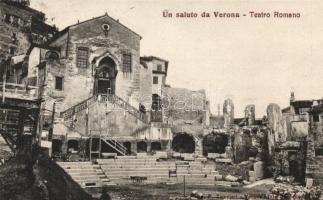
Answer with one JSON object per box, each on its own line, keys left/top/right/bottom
{"left": 157, "top": 64, "right": 162, "bottom": 72}
{"left": 76, "top": 47, "right": 88, "bottom": 68}
{"left": 122, "top": 54, "right": 132, "bottom": 73}
{"left": 55, "top": 77, "right": 63, "bottom": 91}
{"left": 153, "top": 76, "right": 158, "bottom": 84}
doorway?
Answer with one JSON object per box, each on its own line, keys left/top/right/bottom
{"left": 95, "top": 57, "right": 117, "bottom": 95}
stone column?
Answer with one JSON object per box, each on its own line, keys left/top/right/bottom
{"left": 131, "top": 141, "right": 137, "bottom": 154}
{"left": 245, "top": 104, "right": 255, "bottom": 126}
{"left": 223, "top": 98, "right": 234, "bottom": 129}
{"left": 147, "top": 141, "right": 152, "bottom": 153}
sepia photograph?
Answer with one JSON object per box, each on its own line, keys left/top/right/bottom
{"left": 0, "top": 0, "right": 323, "bottom": 199}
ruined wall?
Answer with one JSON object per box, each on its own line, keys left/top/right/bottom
{"left": 291, "top": 121, "right": 308, "bottom": 139}
{"left": 223, "top": 98, "right": 234, "bottom": 128}
{"left": 267, "top": 103, "right": 285, "bottom": 143}
{"left": 233, "top": 130, "right": 252, "bottom": 163}
{"left": 162, "top": 87, "right": 208, "bottom": 136}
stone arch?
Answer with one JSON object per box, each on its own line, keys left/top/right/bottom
{"left": 151, "top": 141, "right": 162, "bottom": 152}
{"left": 94, "top": 56, "right": 117, "bottom": 94}
{"left": 202, "top": 132, "right": 229, "bottom": 156}
{"left": 137, "top": 141, "right": 147, "bottom": 153}
{"left": 172, "top": 133, "right": 195, "bottom": 153}
{"left": 67, "top": 140, "right": 79, "bottom": 152}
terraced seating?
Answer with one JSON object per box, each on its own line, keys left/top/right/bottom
{"left": 97, "top": 155, "right": 219, "bottom": 186}
{"left": 57, "top": 162, "right": 113, "bottom": 188}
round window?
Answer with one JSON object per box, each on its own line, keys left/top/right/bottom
{"left": 102, "top": 23, "right": 110, "bottom": 31}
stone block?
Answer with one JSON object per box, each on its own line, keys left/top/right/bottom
{"left": 215, "top": 158, "right": 232, "bottom": 163}
{"left": 249, "top": 177, "right": 256, "bottom": 183}
{"left": 249, "top": 171, "right": 255, "bottom": 177}
{"left": 306, "top": 178, "right": 314, "bottom": 188}
{"left": 214, "top": 174, "right": 223, "bottom": 180}
{"left": 207, "top": 153, "right": 220, "bottom": 159}
{"left": 254, "top": 161, "right": 264, "bottom": 180}
{"left": 136, "top": 153, "right": 147, "bottom": 157}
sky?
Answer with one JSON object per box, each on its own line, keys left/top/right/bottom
{"left": 30, "top": 0, "right": 323, "bottom": 117}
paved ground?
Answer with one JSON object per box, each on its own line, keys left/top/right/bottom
{"left": 88, "top": 183, "right": 272, "bottom": 199}
{"left": 244, "top": 178, "right": 275, "bottom": 188}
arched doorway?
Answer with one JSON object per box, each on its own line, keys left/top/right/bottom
{"left": 202, "top": 132, "right": 229, "bottom": 156}
{"left": 172, "top": 133, "right": 195, "bottom": 153}
{"left": 137, "top": 141, "right": 147, "bottom": 153}
{"left": 67, "top": 140, "right": 79, "bottom": 152}
{"left": 151, "top": 142, "right": 162, "bottom": 152}
{"left": 52, "top": 139, "right": 62, "bottom": 155}
{"left": 94, "top": 57, "right": 117, "bottom": 95}
{"left": 123, "top": 142, "right": 132, "bottom": 155}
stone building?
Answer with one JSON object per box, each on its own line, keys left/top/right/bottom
{"left": 0, "top": 0, "right": 56, "bottom": 158}
{"left": 23, "top": 12, "right": 214, "bottom": 157}
{"left": 0, "top": 0, "right": 57, "bottom": 107}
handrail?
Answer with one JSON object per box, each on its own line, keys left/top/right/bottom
{"left": 100, "top": 94, "right": 148, "bottom": 123}
{"left": 60, "top": 94, "right": 149, "bottom": 124}
{"left": 91, "top": 130, "right": 127, "bottom": 155}
{"left": 60, "top": 95, "right": 97, "bottom": 119}
{"left": 101, "top": 134, "right": 127, "bottom": 152}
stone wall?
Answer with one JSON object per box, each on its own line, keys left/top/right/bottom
{"left": 46, "top": 15, "right": 142, "bottom": 113}
{"left": 162, "top": 87, "right": 208, "bottom": 136}
{"left": 0, "top": 2, "right": 55, "bottom": 59}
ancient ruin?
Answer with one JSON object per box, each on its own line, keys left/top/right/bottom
{"left": 0, "top": 0, "right": 322, "bottom": 199}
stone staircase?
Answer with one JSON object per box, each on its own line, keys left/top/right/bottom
{"left": 97, "top": 155, "right": 219, "bottom": 186}
{"left": 57, "top": 161, "right": 114, "bottom": 188}
{"left": 60, "top": 94, "right": 148, "bottom": 124}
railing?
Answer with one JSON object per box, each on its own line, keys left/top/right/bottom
{"left": 60, "top": 95, "right": 97, "bottom": 120}
{"left": 99, "top": 94, "right": 148, "bottom": 124}
{"left": 91, "top": 130, "right": 127, "bottom": 156}
{"left": 0, "top": 82, "right": 39, "bottom": 100}
{"left": 60, "top": 94, "right": 149, "bottom": 124}
{"left": 101, "top": 136, "right": 127, "bottom": 156}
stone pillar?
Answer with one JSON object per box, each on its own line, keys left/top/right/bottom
{"left": 223, "top": 98, "right": 234, "bottom": 129}
{"left": 147, "top": 141, "right": 152, "bottom": 153}
{"left": 194, "top": 137, "right": 203, "bottom": 155}
{"left": 131, "top": 141, "right": 137, "bottom": 154}
{"left": 61, "top": 140, "right": 68, "bottom": 154}
{"left": 245, "top": 104, "right": 255, "bottom": 126}
{"left": 266, "top": 103, "right": 285, "bottom": 143}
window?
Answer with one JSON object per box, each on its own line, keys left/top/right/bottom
{"left": 157, "top": 64, "right": 162, "bottom": 72}
{"left": 122, "top": 54, "right": 132, "bottom": 72}
{"left": 9, "top": 47, "right": 15, "bottom": 56}
{"left": 153, "top": 76, "right": 158, "bottom": 84}
{"left": 152, "top": 94, "right": 162, "bottom": 111}
{"left": 76, "top": 47, "right": 88, "bottom": 68}
{"left": 55, "top": 77, "right": 63, "bottom": 91}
